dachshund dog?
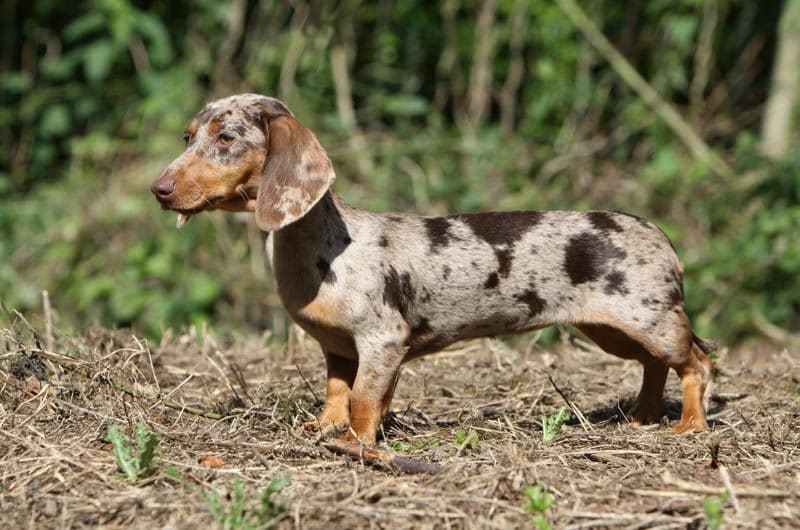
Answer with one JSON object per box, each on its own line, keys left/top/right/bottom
{"left": 152, "top": 94, "right": 715, "bottom": 445}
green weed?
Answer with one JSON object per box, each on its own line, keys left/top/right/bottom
{"left": 541, "top": 406, "right": 570, "bottom": 442}
{"left": 392, "top": 441, "right": 412, "bottom": 452}
{"left": 393, "top": 438, "right": 442, "bottom": 453}
{"left": 207, "top": 478, "right": 289, "bottom": 530}
{"left": 454, "top": 430, "right": 480, "bottom": 451}
{"left": 522, "top": 485, "right": 555, "bottom": 530}
{"left": 703, "top": 494, "right": 728, "bottom": 530}
{"left": 108, "top": 422, "right": 159, "bottom": 481}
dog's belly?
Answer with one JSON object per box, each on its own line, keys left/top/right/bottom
{"left": 404, "top": 285, "right": 560, "bottom": 358}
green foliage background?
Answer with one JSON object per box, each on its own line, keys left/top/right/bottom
{"left": 1, "top": 0, "right": 798, "bottom": 346}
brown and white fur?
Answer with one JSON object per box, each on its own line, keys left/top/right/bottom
{"left": 152, "top": 93, "right": 716, "bottom": 445}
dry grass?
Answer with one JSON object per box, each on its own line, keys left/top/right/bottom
{"left": 1, "top": 316, "right": 799, "bottom": 529}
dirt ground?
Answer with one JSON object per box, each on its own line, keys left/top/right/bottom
{"left": 1, "top": 318, "right": 799, "bottom": 529}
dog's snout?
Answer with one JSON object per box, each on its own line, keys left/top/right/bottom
{"left": 151, "top": 178, "right": 176, "bottom": 199}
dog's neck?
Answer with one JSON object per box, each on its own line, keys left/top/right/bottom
{"left": 266, "top": 190, "right": 353, "bottom": 310}
{"left": 273, "top": 191, "right": 350, "bottom": 250}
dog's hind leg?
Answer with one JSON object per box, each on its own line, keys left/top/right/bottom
{"left": 576, "top": 323, "right": 668, "bottom": 426}
{"left": 579, "top": 308, "right": 713, "bottom": 432}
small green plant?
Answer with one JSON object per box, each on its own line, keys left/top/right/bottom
{"left": 394, "top": 438, "right": 443, "bottom": 453}
{"left": 392, "top": 441, "right": 412, "bottom": 452}
{"left": 703, "top": 494, "right": 728, "bottom": 530}
{"left": 108, "top": 422, "right": 159, "bottom": 481}
{"left": 207, "top": 478, "right": 289, "bottom": 530}
{"left": 541, "top": 406, "right": 570, "bottom": 442}
{"left": 522, "top": 485, "right": 555, "bottom": 530}
{"left": 454, "top": 430, "right": 480, "bottom": 450}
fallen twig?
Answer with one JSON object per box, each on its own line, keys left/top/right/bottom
{"left": 321, "top": 439, "right": 443, "bottom": 475}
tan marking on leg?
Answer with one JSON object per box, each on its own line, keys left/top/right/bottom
{"left": 346, "top": 398, "right": 383, "bottom": 445}
{"left": 344, "top": 344, "right": 405, "bottom": 445}
{"left": 672, "top": 360, "right": 709, "bottom": 433}
{"left": 301, "top": 354, "right": 356, "bottom": 436}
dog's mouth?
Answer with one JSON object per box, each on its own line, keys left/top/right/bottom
{"left": 157, "top": 182, "right": 254, "bottom": 228}
{"left": 166, "top": 195, "right": 228, "bottom": 228}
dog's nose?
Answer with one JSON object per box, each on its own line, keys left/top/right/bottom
{"left": 151, "top": 178, "right": 175, "bottom": 199}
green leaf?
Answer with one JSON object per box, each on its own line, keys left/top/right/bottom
{"left": 667, "top": 15, "right": 698, "bottom": 48}
{"left": 382, "top": 95, "right": 429, "bottom": 116}
{"left": 542, "top": 406, "right": 570, "bottom": 442}
{"left": 108, "top": 423, "right": 159, "bottom": 481}
{"left": 1, "top": 72, "right": 32, "bottom": 93}
{"left": 40, "top": 105, "right": 71, "bottom": 137}
{"left": 63, "top": 12, "right": 106, "bottom": 42}
{"left": 522, "top": 485, "right": 555, "bottom": 530}
{"left": 108, "top": 425, "right": 138, "bottom": 480}
{"left": 135, "top": 13, "right": 173, "bottom": 65}
{"left": 135, "top": 422, "right": 159, "bottom": 475}
{"left": 393, "top": 441, "right": 412, "bottom": 452}
{"left": 83, "top": 40, "right": 117, "bottom": 82}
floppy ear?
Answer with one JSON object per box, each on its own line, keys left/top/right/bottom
{"left": 254, "top": 112, "right": 336, "bottom": 232}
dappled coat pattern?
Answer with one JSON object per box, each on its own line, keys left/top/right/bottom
{"left": 152, "top": 94, "right": 716, "bottom": 445}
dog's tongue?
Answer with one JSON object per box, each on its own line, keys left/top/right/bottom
{"left": 176, "top": 213, "right": 190, "bottom": 229}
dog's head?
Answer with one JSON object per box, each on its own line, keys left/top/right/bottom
{"left": 151, "top": 94, "right": 335, "bottom": 230}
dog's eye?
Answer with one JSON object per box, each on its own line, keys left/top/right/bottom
{"left": 183, "top": 132, "right": 190, "bottom": 145}
{"left": 218, "top": 133, "right": 235, "bottom": 146}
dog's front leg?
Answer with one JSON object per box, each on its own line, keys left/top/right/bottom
{"left": 313, "top": 352, "right": 357, "bottom": 435}
{"left": 345, "top": 340, "right": 406, "bottom": 445}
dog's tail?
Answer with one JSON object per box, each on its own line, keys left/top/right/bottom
{"left": 692, "top": 333, "right": 719, "bottom": 355}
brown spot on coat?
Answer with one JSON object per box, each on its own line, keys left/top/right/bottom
{"left": 411, "top": 317, "right": 432, "bottom": 336}
{"left": 564, "top": 231, "right": 627, "bottom": 285}
{"left": 494, "top": 248, "right": 513, "bottom": 278}
{"left": 195, "top": 106, "right": 214, "bottom": 123}
{"left": 666, "top": 287, "right": 683, "bottom": 307}
{"left": 515, "top": 288, "right": 546, "bottom": 317}
{"left": 207, "top": 119, "right": 222, "bottom": 136}
{"left": 484, "top": 272, "right": 499, "bottom": 289}
{"left": 588, "top": 211, "right": 624, "bottom": 233}
{"left": 604, "top": 270, "right": 629, "bottom": 295}
{"left": 460, "top": 211, "right": 544, "bottom": 246}
{"left": 383, "top": 267, "right": 415, "bottom": 318}
{"left": 423, "top": 217, "right": 456, "bottom": 252}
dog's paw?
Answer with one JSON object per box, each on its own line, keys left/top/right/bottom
{"left": 295, "top": 420, "right": 348, "bottom": 439}
{"left": 341, "top": 428, "right": 376, "bottom": 446}
{"left": 629, "top": 405, "right": 664, "bottom": 428}
{"left": 671, "top": 418, "right": 707, "bottom": 434}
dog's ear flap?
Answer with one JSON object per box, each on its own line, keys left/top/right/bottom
{"left": 254, "top": 103, "right": 335, "bottom": 232}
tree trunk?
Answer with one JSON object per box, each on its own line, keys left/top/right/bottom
{"left": 761, "top": 0, "right": 800, "bottom": 159}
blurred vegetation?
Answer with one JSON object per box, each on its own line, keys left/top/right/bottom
{"left": 1, "top": 0, "right": 798, "bottom": 347}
